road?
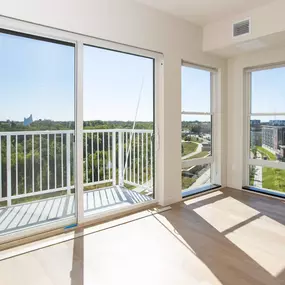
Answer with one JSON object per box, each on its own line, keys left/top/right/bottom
{"left": 182, "top": 142, "right": 202, "bottom": 160}
{"left": 189, "top": 168, "right": 211, "bottom": 189}
{"left": 253, "top": 152, "right": 263, "bottom": 188}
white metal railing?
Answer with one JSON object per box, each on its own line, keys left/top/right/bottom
{"left": 0, "top": 129, "right": 153, "bottom": 206}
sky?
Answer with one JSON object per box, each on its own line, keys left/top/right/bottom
{"left": 0, "top": 32, "right": 75, "bottom": 122}
{"left": 0, "top": 32, "right": 153, "bottom": 122}
{"left": 1, "top": 31, "right": 283, "bottom": 124}
{"left": 251, "top": 67, "right": 285, "bottom": 122}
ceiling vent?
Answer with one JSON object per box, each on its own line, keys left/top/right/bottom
{"left": 233, "top": 19, "right": 250, "bottom": 37}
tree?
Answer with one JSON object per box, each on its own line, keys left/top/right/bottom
{"left": 191, "top": 124, "right": 201, "bottom": 134}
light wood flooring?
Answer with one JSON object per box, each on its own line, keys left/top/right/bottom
{"left": 0, "top": 187, "right": 284, "bottom": 285}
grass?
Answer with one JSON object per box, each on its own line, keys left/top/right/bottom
{"left": 181, "top": 176, "right": 196, "bottom": 189}
{"left": 255, "top": 146, "right": 285, "bottom": 193}
{"left": 190, "top": 151, "right": 209, "bottom": 159}
{"left": 256, "top": 146, "right": 276, "bottom": 160}
{"left": 262, "top": 167, "right": 285, "bottom": 193}
{"left": 181, "top": 142, "right": 198, "bottom": 156}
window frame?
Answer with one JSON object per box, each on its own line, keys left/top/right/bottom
{"left": 181, "top": 62, "right": 220, "bottom": 194}
{"left": 0, "top": 16, "right": 163, "bottom": 244}
{"left": 243, "top": 63, "right": 285, "bottom": 197}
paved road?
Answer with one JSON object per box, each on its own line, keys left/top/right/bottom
{"left": 253, "top": 152, "right": 263, "bottom": 188}
{"left": 182, "top": 142, "right": 202, "bottom": 160}
{"left": 189, "top": 168, "right": 211, "bottom": 189}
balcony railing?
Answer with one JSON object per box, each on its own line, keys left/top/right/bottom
{"left": 0, "top": 129, "right": 153, "bottom": 206}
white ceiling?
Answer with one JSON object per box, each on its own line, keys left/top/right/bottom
{"left": 134, "top": 0, "right": 276, "bottom": 26}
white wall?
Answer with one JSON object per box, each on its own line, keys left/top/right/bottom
{"left": 227, "top": 46, "right": 285, "bottom": 189}
{"left": 0, "top": 0, "right": 227, "bottom": 205}
{"left": 203, "top": 0, "right": 285, "bottom": 56}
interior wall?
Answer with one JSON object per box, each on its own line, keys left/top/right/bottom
{"left": 227, "top": 46, "right": 285, "bottom": 189}
{"left": 203, "top": 0, "right": 285, "bottom": 55}
{"left": 0, "top": 0, "right": 227, "bottom": 205}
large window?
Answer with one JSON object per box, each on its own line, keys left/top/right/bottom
{"left": 0, "top": 30, "right": 76, "bottom": 235}
{"left": 181, "top": 64, "right": 219, "bottom": 196}
{"left": 83, "top": 45, "right": 155, "bottom": 217}
{"left": 0, "top": 22, "right": 159, "bottom": 241}
{"left": 244, "top": 65, "right": 285, "bottom": 197}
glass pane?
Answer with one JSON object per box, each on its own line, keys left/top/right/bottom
{"left": 251, "top": 67, "right": 285, "bottom": 113}
{"left": 0, "top": 32, "right": 75, "bottom": 235}
{"left": 181, "top": 115, "right": 212, "bottom": 160}
{"left": 83, "top": 45, "right": 154, "bottom": 217}
{"left": 181, "top": 66, "right": 211, "bottom": 112}
{"left": 250, "top": 116, "right": 285, "bottom": 162}
{"left": 249, "top": 165, "right": 285, "bottom": 193}
{"left": 182, "top": 164, "right": 211, "bottom": 192}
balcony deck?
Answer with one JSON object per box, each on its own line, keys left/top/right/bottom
{"left": 0, "top": 186, "right": 152, "bottom": 235}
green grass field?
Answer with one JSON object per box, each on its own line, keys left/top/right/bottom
{"left": 255, "top": 147, "right": 285, "bottom": 192}
{"left": 181, "top": 142, "right": 198, "bottom": 156}
{"left": 181, "top": 176, "right": 196, "bottom": 189}
{"left": 190, "top": 151, "right": 209, "bottom": 159}
{"left": 256, "top": 146, "right": 276, "bottom": 160}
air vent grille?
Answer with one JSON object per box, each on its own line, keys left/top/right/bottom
{"left": 233, "top": 19, "right": 250, "bottom": 37}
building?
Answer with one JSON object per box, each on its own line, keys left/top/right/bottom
{"left": 23, "top": 114, "right": 33, "bottom": 126}
{"left": 251, "top": 128, "right": 262, "bottom": 147}
{"left": 250, "top": 120, "right": 262, "bottom": 147}
{"left": 262, "top": 126, "right": 285, "bottom": 156}
{"left": 269, "top": 120, "right": 285, "bottom": 126}
{"left": 250, "top": 119, "right": 261, "bottom": 126}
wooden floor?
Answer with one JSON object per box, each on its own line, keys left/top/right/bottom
{"left": 0, "top": 186, "right": 152, "bottom": 234}
{"left": 0, "top": 187, "right": 285, "bottom": 285}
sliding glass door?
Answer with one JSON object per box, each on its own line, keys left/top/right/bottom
{"left": 244, "top": 65, "right": 285, "bottom": 197}
{"left": 82, "top": 45, "right": 155, "bottom": 217}
{"left": 0, "top": 30, "right": 76, "bottom": 235}
{"left": 0, "top": 22, "right": 159, "bottom": 240}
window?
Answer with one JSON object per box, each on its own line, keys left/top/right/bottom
{"left": 0, "top": 30, "right": 76, "bottom": 234}
{"left": 181, "top": 64, "right": 219, "bottom": 197}
{"left": 82, "top": 45, "right": 155, "bottom": 216}
{"left": 244, "top": 65, "right": 285, "bottom": 197}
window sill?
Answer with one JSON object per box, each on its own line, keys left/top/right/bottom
{"left": 182, "top": 184, "right": 221, "bottom": 199}
{"left": 242, "top": 186, "right": 285, "bottom": 199}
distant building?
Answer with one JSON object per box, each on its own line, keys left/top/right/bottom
{"left": 201, "top": 142, "right": 211, "bottom": 152}
{"left": 250, "top": 120, "right": 262, "bottom": 147}
{"left": 250, "top": 120, "right": 261, "bottom": 126}
{"left": 262, "top": 126, "right": 285, "bottom": 157}
{"left": 251, "top": 129, "right": 262, "bottom": 147}
{"left": 269, "top": 120, "right": 285, "bottom": 126}
{"left": 24, "top": 114, "right": 33, "bottom": 126}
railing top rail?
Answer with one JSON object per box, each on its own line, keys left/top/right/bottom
{"left": 0, "top": 129, "right": 153, "bottom": 136}
{"left": 0, "top": 130, "right": 75, "bottom": 136}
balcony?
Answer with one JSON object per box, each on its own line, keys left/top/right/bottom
{"left": 0, "top": 129, "right": 154, "bottom": 234}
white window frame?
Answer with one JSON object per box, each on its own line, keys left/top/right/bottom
{"left": 0, "top": 16, "right": 163, "bottom": 244}
{"left": 243, "top": 63, "right": 285, "bottom": 194}
{"left": 181, "top": 62, "right": 220, "bottom": 191}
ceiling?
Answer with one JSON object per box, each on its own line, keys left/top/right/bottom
{"left": 134, "top": 0, "right": 277, "bottom": 26}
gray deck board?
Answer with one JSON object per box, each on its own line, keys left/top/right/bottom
{"left": 0, "top": 186, "right": 152, "bottom": 234}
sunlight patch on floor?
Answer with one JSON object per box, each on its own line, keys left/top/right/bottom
{"left": 193, "top": 196, "right": 259, "bottom": 232}
{"left": 226, "top": 215, "right": 285, "bottom": 277}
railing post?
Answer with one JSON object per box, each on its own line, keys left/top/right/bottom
{"left": 118, "top": 131, "right": 124, "bottom": 186}
{"left": 6, "top": 135, "right": 12, "bottom": 206}
{"left": 66, "top": 133, "right": 71, "bottom": 195}
{"left": 112, "top": 131, "right": 117, "bottom": 186}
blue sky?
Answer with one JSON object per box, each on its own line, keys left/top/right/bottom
{"left": 0, "top": 32, "right": 154, "bottom": 122}
{"left": 181, "top": 66, "right": 211, "bottom": 114}
{"left": 0, "top": 33, "right": 75, "bottom": 121}
{"left": 83, "top": 45, "right": 153, "bottom": 121}
{"left": 251, "top": 67, "right": 285, "bottom": 121}
{"left": 1, "top": 32, "right": 284, "bottom": 124}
